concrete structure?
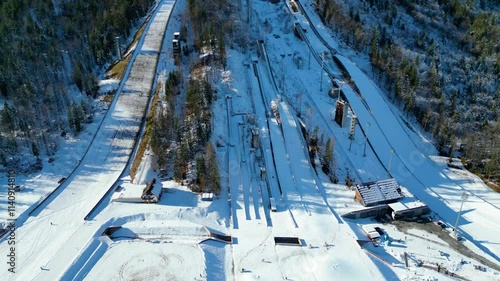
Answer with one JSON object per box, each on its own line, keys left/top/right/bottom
{"left": 112, "top": 178, "right": 162, "bottom": 203}
{"left": 260, "top": 167, "right": 266, "bottom": 181}
{"left": 270, "top": 197, "right": 277, "bottom": 212}
{"left": 361, "top": 225, "right": 381, "bottom": 240}
{"left": 201, "top": 192, "right": 214, "bottom": 201}
{"left": 342, "top": 200, "right": 430, "bottom": 221}
{"left": 388, "top": 201, "right": 430, "bottom": 220}
{"left": 342, "top": 204, "right": 390, "bottom": 220}
{"left": 141, "top": 178, "right": 162, "bottom": 202}
{"left": 252, "top": 129, "right": 260, "bottom": 148}
{"left": 334, "top": 100, "right": 348, "bottom": 127}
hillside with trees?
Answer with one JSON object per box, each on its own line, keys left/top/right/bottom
{"left": 0, "top": 0, "right": 154, "bottom": 172}
{"left": 143, "top": 0, "right": 234, "bottom": 194}
{"left": 314, "top": 0, "right": 499, "bottom": 187}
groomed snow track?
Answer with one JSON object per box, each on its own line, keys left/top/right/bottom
{"left": 84, "top": 1, "right": 179, "bottom": 221}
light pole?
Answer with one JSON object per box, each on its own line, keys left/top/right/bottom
{"left": 363, "top": 122, "right": 371, "bottom": 157}
{"left": 453, "top": 192, "right": 470, "bottom": 239}
{"left": 320, "top": 51, "right": 327, "bottom": 92}
{"left": 281, "top": 53, "right": 292, "bottom": 95}
{"left": 337, "top": 81, "right": 345, "bottom": 100}
{"left": 280, "top": 54, "right": 286, "bottom": 95}
{"left": 388, "top": 147, "right": 395, "bottom": 176}
{"left": 297, "top": 93, "right": 302, "bottom": 117}
{"left": 308, "top": 48, "right": 311, "bottom": 70}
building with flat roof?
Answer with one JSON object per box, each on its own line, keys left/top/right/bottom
{"left": 112, "top": 178, "right": 162, "bottom": 203}
{"left": 201, "top": 192, "right": 214, "bottom": 201}
{"left": 388, "top": 200, "right": 430, "bottom": 220}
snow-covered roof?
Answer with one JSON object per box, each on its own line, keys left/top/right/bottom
{"left": 113, "top": 182, "right": 144, "bottom": 200}
{"left": 201, "top": 192, "right": 214, "bottom": 201}
{"left": 388, "top": 200, "right": 428, "bottom": 213}
{"left": 387, "top": 202, "right": 407, "bottom": 212}
{"left": 356, "top": 178, "right": 403, "bottom": 206}
{"left": 361, "top": 225, "right": 381, "bottom": 239}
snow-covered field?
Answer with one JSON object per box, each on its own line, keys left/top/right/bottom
{"left": 85, "top": 242, "right": 204, "bottom": 281}
{"left": 1, "top": 0, "right": 499, "bottom": 280}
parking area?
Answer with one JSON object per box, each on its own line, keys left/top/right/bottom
{"left": 391, "top": 219, "right": 500, "bottom": 272}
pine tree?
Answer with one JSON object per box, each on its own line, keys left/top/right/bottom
{"left": 218, "top": 31, "right": 226, "bottom": 70}
{"left": 311, "top": 126, "right": 319, "bottom": 146}
{"left": 2, "top": 102, "right": 15, "bottom": 132}
{"left": 150, "top": 122, "right": 166, "bottom": 169}
{"left": 31, "top": 141, "right": 39, "bottom": 159}
{"left": 205, "top": 143, "right": 220, "bottom": 194}
{"left": 370, "top": 29, "right": 379, "bottom": 66}
{"left": 67, "top": 105, "right": 74, "bottom": 130}
{"left": 324, "top": 138, "right": 334, "bottom": 166}
{"left": 71, "top": 101, "right": 83, "bottom": 132}
{"left": 196, "top": 156, "right": 206, "bottom": 190}
{"left": 73, "top": 59, "right": 84, "bottom": 92}
{"left": 174, "top": 143, "right": 188, "bottom": 180}
{"left": 428, "top": 63, "right": 439, "bottom": 98}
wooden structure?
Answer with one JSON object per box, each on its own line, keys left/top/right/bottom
{"left": 354, "top": 178, "right": 403, "bottom": 207}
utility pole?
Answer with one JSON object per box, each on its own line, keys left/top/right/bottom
{"left": 281, "top": 53, "right": 292, "bottom": 95}
{"left": 388, "top": 147, "right": 395, "bottom": 176}
{"left": 308, "top": 48, "right": 311, "bottom": 70}
{"left": 280, "top": 54, "right": 286, "bottom": 95}
{"left": 453, "top": 192, "right": 470, "bottom": 240}
{"left": 337, "top": 81, "right": 345, "bottom": 100}
{"left": 320, "top": 51, "right": 326, "bottom": 92}
{"left": 294, "top": 93, "right": 303, "bottom": 117}
{"left": 363, "top": 122, "right": 371, "bottom": 157}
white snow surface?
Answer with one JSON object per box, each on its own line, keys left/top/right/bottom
{"left": 83, "top": 241, "right": 205, "bottom": 281}
{"left": 98, "top": 79, "right": 120, "bottom": 95}
{"left": 0, "top": 1, "right": 174, "bottom": 280}
{"left": 0, "top": 0, "right": 499, "bottom": 281}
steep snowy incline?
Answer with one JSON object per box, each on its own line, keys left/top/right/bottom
{"left": 250, "top": 61, "right": 292, "bottom": 228}
{"left": 141, "top": 3, "right": 174, "bottom": 52}
{"left": 254, "top": 48, "right": 387, "bottom": 279}
{"left": 290, "top": 0, "right": 500, "bottom": 260}
{"left": 278, "top": 100, "right": 390, "bottom": 280}
{"left": 229, "top": 78, "right": 284, "bottom": 281}
{"left": 0, "top": 1, "right": 175, "bottom": 280}
{"left": 334, "top": 55, "right": 500, "bottom": 263}
{"left": 337, "top": 55, "right": 500, "bottom": 206}
{"left": 255, "top": 62, "right": 306, "bottom": 223}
